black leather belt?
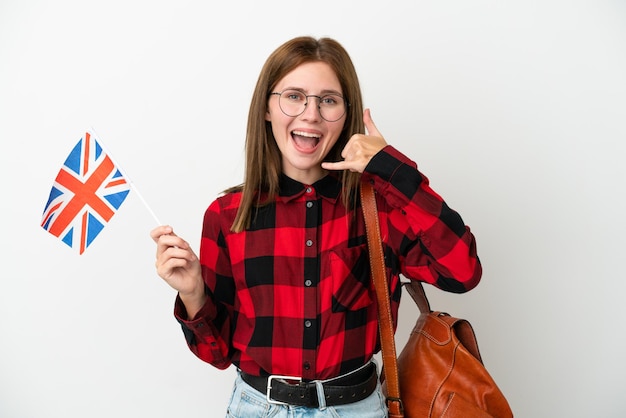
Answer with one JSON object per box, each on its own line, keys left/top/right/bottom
{"left": 240, "top": 362, "right": 378, "bottom": 407}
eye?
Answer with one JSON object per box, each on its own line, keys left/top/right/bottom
{"left": 320, "top": 95, "right": 341, "bottom": 106}
{"left": 285, "top": 90, "right": 306, "bottom": 102}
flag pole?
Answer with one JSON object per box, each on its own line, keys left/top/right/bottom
{"left": 89, "top": 127, "right": 162, "bottom": 226}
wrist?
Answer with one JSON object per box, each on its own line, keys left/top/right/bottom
{"left": 179, "top": 287, "right": 208, "bottom": 319}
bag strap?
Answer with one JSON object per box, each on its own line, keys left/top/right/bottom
{"left": 360, "top": 181, "right": 404, "bottom": 418}
{"left": 404, "top": 279, "right": 431, "bottom": 315}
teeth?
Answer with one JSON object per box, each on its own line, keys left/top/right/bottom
{"left": 292, "top": 130, "right": 321, "bottom": 139}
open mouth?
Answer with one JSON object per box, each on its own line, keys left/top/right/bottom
{"left": 291, "top": 130, "right": 321, "bottom": 151}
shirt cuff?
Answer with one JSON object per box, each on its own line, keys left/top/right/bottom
{"left": 173, "top": 293, "right": 217, "bottom": 336}
{"left": 363, "top": 145, "right": 423, "bottom": 198}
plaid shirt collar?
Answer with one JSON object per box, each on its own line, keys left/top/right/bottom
{"left": 278, "top": 173, "right": 342, "bottom": 204}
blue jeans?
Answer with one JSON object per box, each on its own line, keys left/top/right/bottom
{"left": 225, "top": 370, "right": 388, "bottom": 418}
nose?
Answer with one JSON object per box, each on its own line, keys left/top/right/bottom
{"left": 300, "top": 97, "right": 322, "bottom": 121}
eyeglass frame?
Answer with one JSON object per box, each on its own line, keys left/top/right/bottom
{"left": 269, "top": 89, "right": 350, "bottom": 122}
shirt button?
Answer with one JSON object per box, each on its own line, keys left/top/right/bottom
{"left": 304, "top": 362, "right": 311, "bottom": 370}
{"left": 306, "top": 201, "right": 313, "bottom": 208}
{"left": 305, "top": 279, "right": 312, "bottom": 287}
{"left": 306, "top": 187, "right": 312, "bottom": 193}
{"left": 304, "top": 320, "right": 312, "bottom": 328}
{"left": 306, "top": 239, "right": 313, "bottom": 247}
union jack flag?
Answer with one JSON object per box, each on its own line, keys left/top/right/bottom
{"left": 41, "top": 131, "right": 131, "bottom": 254}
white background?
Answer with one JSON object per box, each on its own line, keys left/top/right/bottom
{"left": 1, "top": 1, "right": 625, "bottom": 417}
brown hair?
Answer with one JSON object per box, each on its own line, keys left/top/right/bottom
{"left": 228, "top": 36, "right": 365, "bottom": 232}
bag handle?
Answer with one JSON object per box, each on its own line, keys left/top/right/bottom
{"left": 360, "top": 181, "right": 404, "bottom": 418}
{"left": 403, "top": 277, "right": 431, "bottom": 315}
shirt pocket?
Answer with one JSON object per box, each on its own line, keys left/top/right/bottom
{"left": 329, "top": 244, "right": 373, "bottom": 312}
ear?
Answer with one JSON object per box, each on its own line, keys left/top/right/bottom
{"left": 265, "top": 108, "right": 271, "bottom": 121}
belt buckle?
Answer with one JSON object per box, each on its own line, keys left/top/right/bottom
{"left": 266, "top": 374, "right": 303, "bottom": 405}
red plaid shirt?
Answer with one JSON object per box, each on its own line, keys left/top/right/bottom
{"left": 174, "top": 146, "right": 481, "bottom": 380}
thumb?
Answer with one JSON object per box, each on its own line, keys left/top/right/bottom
{"left": 363, "top": 108, "right": 382, "bottom": 137}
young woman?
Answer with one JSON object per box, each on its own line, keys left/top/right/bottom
{"left": 151, "top": 36, "right": 481, "bottom": 417}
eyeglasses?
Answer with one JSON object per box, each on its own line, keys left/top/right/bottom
{"left": 270, "top": 89, "right": 348, "bottom": 122}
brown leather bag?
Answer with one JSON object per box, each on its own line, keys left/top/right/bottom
{"left": 360, "top": 181, "right": 513, "bottom": 418}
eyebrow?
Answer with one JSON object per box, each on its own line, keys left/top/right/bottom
{"left": 281, "top": 86, "right": 344, "bottom": 96}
